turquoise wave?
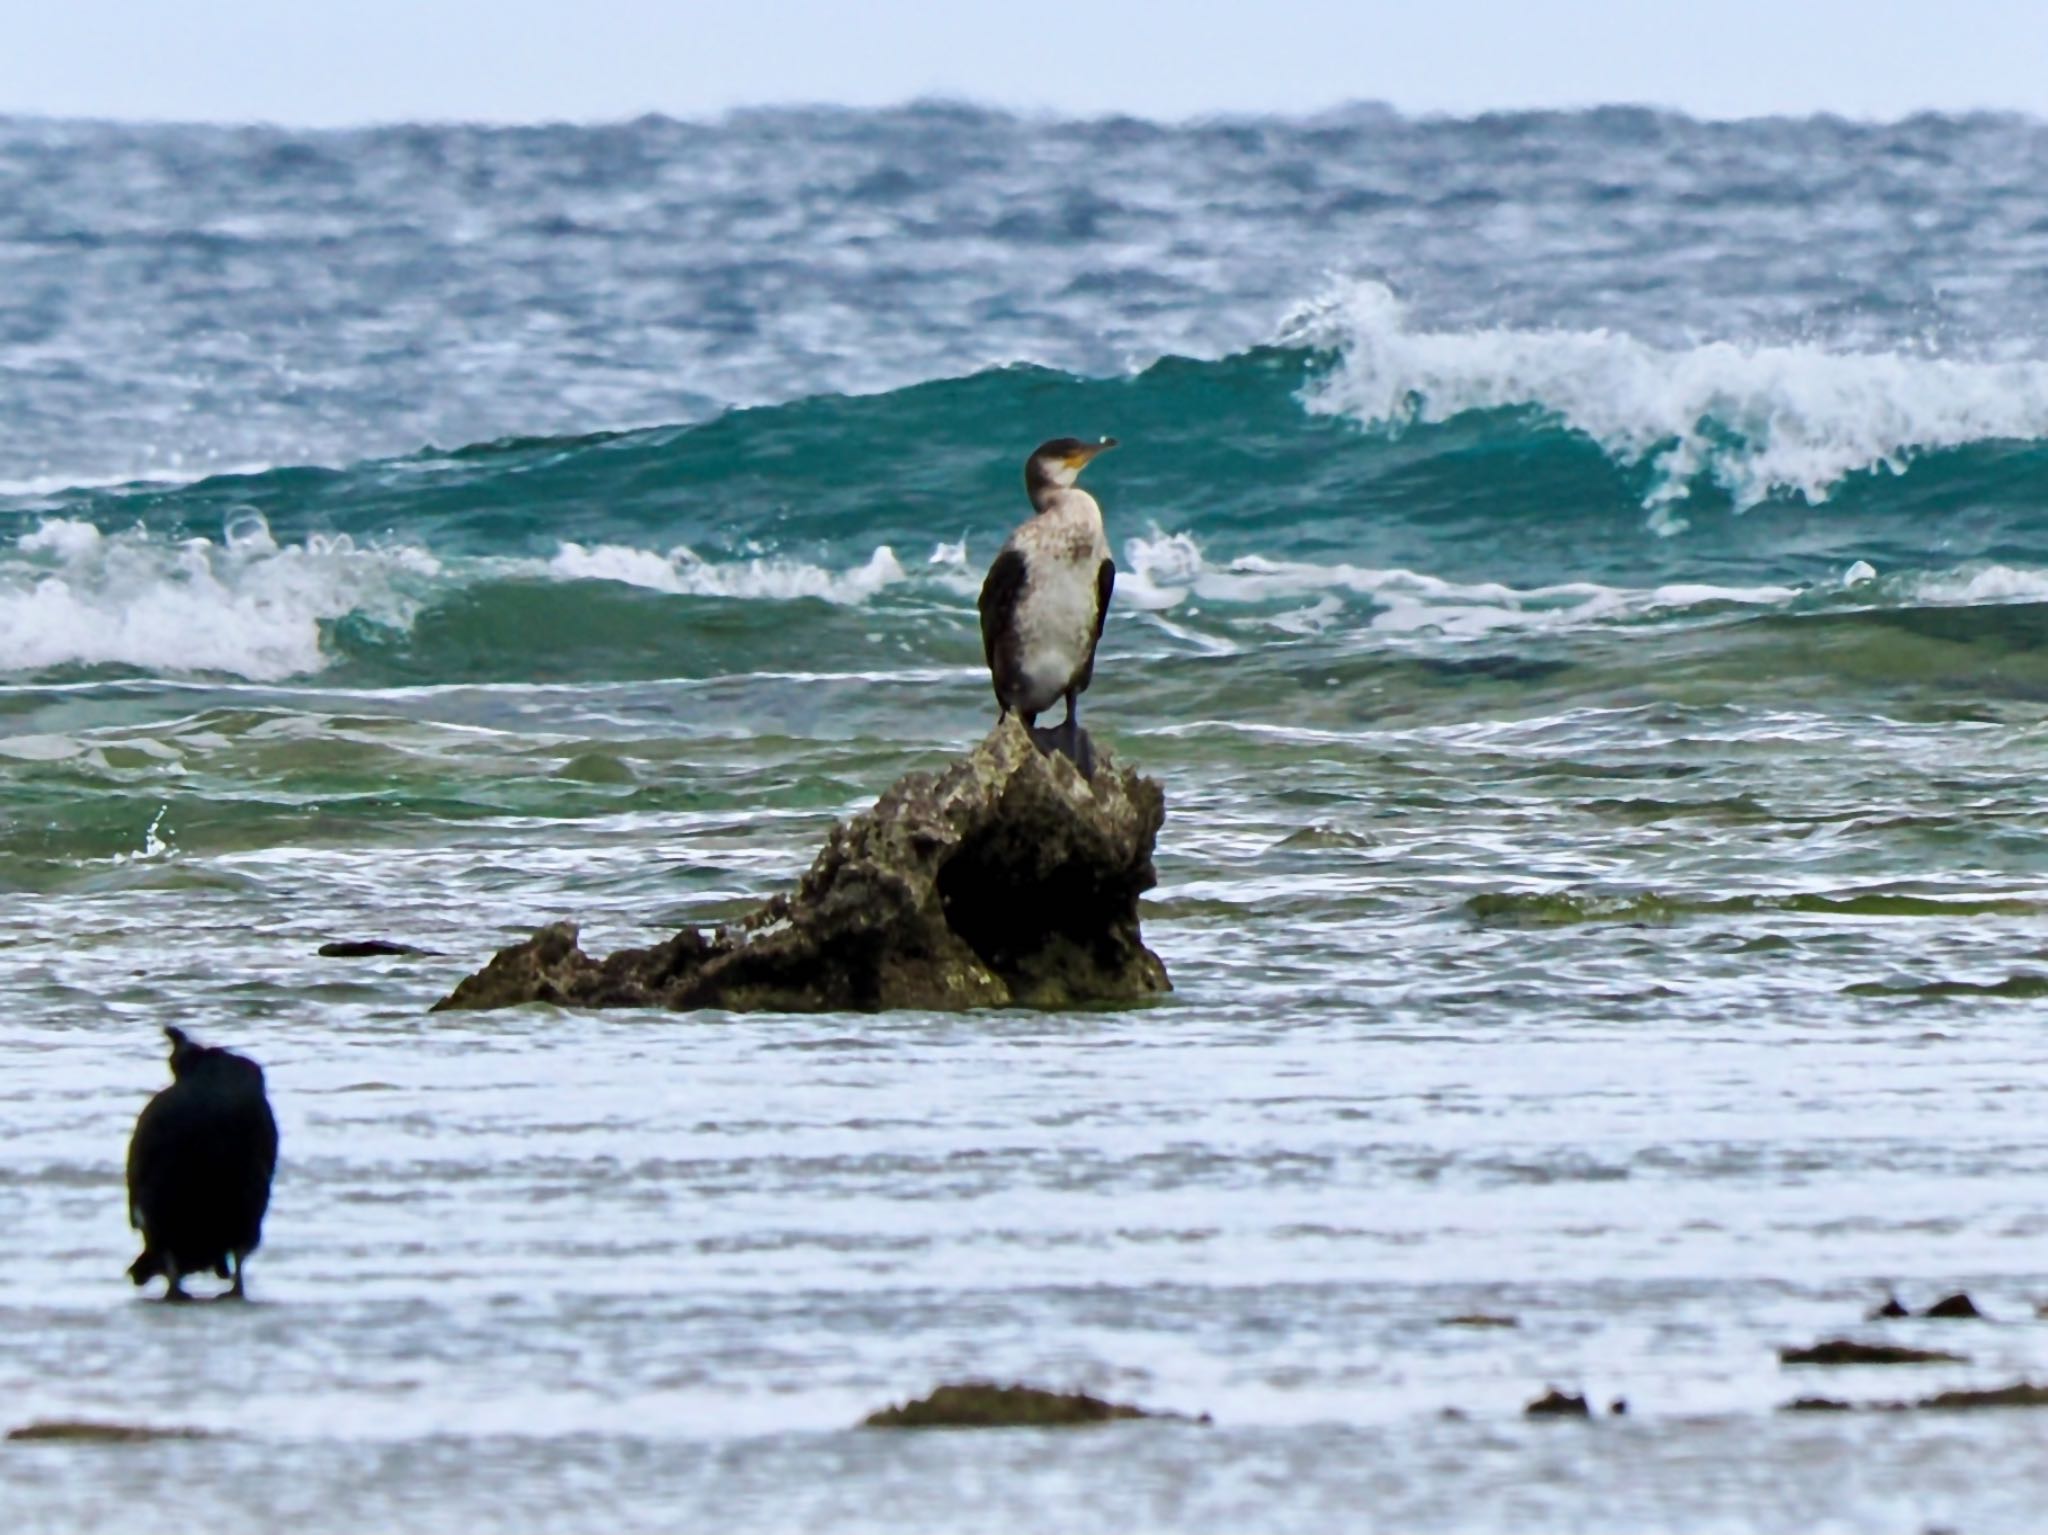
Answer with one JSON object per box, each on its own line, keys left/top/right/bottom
{"left": 6, "top": 340, "right": 2048, "bottom": 688}
{"left": 23, "top": 343, "right": 2048, "bottom": 560}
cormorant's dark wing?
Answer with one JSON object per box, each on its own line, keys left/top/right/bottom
{"left": 126, "top": 1086, "right": 179, "bottom": 1231}
{"left": 978, "top": 547, "right": 1029, "bottom": 711}
{"left": 218, "top": 1056, "right": 280, "bottom": 1240}
{"left": 252, "top": 1088, "right": 280, "bottom": 1210}
{"left": 1073, "top": 556, "right": 1116, "bottom": 694}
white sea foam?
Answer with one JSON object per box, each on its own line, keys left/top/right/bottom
{"left": 1123, "top": 525, "right": 1797, "bottom": 638}
{"left": 547, "top": 541, "right": 909, "bottom": 603}
{"left": 1904, "top": 563, "right": 2048, "bottom": 606}
{"left": 0, "top": 515, "right": 435, "bottom": 680}
{"left": 1287, "top": 279, "right": 2048, "bottom": 513}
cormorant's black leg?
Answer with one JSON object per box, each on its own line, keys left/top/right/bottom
{"left": 1060, "top": 691, "right": 1095, "bottom": 778}
{"left": 227, "top": 1252, "right": 247, "bottom": 1301}
{"left": 163, "top": 1259, "right": 190, "bottom": 1304}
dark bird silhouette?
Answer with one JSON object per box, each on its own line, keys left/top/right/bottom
{"left": 126, "top": 1026, "right": 279, "bottom": 1301}
{"left": 978, "top": 436, "right": 1118, "bottom": 776}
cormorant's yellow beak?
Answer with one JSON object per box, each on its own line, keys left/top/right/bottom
{"left": 1066, "top": 436, "right": 1118, "bottom": 469}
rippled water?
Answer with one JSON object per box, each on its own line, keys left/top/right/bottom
{"left": 6, "top": 103, "right": 2048, "bottom": 1533}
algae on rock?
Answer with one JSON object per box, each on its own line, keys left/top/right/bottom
{"left": 862, "top": 1381, "right": 1183, "bottom": 1428}
{"left": 433, "top": 716, "right": 1170, "bottom": 1013}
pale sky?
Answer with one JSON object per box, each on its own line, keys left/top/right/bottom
{"left": 5, "top": 0, "right": 2046, "bottom": 126}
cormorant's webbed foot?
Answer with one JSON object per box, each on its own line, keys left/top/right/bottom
{"left": 1023, "top": 702, "right": 1097, "bottom": 778}
{"left": 1069, "top": 727, "right": 1097, "bottom": 780}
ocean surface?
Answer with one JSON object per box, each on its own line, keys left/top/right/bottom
{"left": 6, "top": 103, "right": 2048, "bottom": 1532}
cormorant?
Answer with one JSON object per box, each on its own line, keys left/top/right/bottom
{"left": 977, "top": 436, "right": 1118, "bottom": 775}
{"left": 126, "top": 1026, "right": 279, "bottom": 1301}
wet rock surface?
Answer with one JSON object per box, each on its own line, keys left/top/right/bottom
{"left": 319, "top": 939, "right": 431, "bottom": 958}
{"left": 1524, "top": 1389, "right": 1592, "bottom": 1418}
{"left": 1779, "top": 1339, "right": 1967, "bottom": 1366}
{"left": 434, "top": 719, "right": 1170, "bottom": 1014}
{"left": 862, "top": 1381, "right": 1191, "bottom": 1428}
{"left": 8, "top": 1419, "right": 213, "bottom": 1442}
{"left": 1779, "top": 1381, "right": 2048, "bottom": 1413}
{"left": 1916, "top": 1381, "right": 2048, "bottom": 1410}
{"left": 1923, "top": 1292, "right": 1985, "bottom": 1319}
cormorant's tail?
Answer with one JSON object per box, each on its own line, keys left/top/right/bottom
{"left": 127, "top": 1248, "right": 161, "bottom": 1286}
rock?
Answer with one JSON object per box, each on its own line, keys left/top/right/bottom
{"left": 1923, "top": 1292, "right": 1984, "bottom": 1319}
{"left": 1524, "top": 1389, "right": 1592, "bottom": 1418}
{"left": 1782, "top": 1382, "right": 2048, "bottom": 1414}
{"left": 1440, "top": 1313, "right": 1519, "bottom": 1329}
{"left": 1869, "top": 1293, "right": 1911, "bottom": 1319}
{"left": 434, "top": 718, "right": 1171, "bottom": 1013}
{"left": 1608, "top": 1398, "right": 1628, "bottom": 1416}
{"left": 861, "top": 1381, "right": 1193, "bottom": 1428}
{"left": 319, "top": 939, "right": 430, "bottom": 958}
{"left": 8, "top": 1419, "right": 213, "bottom": 1442}
{"left": 553, "top": 750, "right": 637, "bottom": 784}
{"left": 1778, "top": 1339, "right": 1967, "bottom": 1366}
{"left": 1914, "top": 1381, "right": 2048, "bottom": 1410}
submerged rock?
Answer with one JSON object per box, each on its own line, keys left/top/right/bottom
{"left": 434, "top": 718, "right": 1170, "bottom": 1014}
{"left": 1779, "top": 1381, "right": 2048, "bottom": 1414}
{"left": 1778, "top": 1339, "right": 1967, "bottom": 1366}
{"left": 1869, "top": 1294, "right": 1912, "bottom": 1319}
{"left": 1916, "top": 1381, "right": 2048, "bottom": 1410}
{"left": 862, "top": 1381, "right": 1189, "bottom": 1428}
{"left": 1923, "top": 1292, "right": 1985, "bottom": 1319}
{"left": 318, "top": 939, "right": 430, "bottom": 958}
{"left": 1524, "top": 1389, "right": 1592, "bottom": 1418}
{"left": 7, "top": 1419, "right": 213, "bottom": 1442}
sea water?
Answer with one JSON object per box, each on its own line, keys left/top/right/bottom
{"left": 5, "top": 105, "right": 2048, "bottom": 1532}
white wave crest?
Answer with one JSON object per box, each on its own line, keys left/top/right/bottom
{"left": 1901, "top": 563, "right": 2048, "bottom": 606}
{"left": 1287, "top": 279, "right": 2048, "bottom": 514}
{"left": 1124, "top": 525, "right": 1795, "bottom": 638}
{"left": 547, "top": 542, "right": 908, "bottom": 603}
{"left": 0, "top": 515, "right": 436, "bottom": 680}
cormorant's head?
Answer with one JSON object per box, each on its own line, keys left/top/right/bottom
{"left": 164, "top": 1025, "right": 201, "bottom": 1078}
{"left": 1025, "top": 436, "right": 1117, "bottom": 500}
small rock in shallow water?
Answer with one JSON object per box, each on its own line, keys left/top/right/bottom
{"left": 861, "top": 1382, "right": 1194, "bottom": 1428}
{"left": 1923, "top": 1292, "right": 1984, "bottom": 1319}
{"left": 318, "top": 939, "right": 429, "bottom": 958}
{"left": 1779, "top": 1339, "right": 1967, "bottom": 1366}
{"left": 1440, "top": 1313, "right": 1518, "bottom": 1329}
{"left": 1782, "top": 1381, "right": 2048, "bottom": 1413}
{"left": 1524, "top": 1389, "right": 1592, "bottom": 1418}
{"left": 1869, "top": 1294, "right": 1911, "bottom": 1319}
{"left": 552, "top": 750, "right": 637, "bottom": 785}
{"left": 1608, "top": 1398, "right": 1628, "bottom": 1416}
{"left": 8, "top": 1419, "right": 213, "bottom": 1442}
{"left": 1913, "top": 1381, "right": 2048, "bottom": 1410}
